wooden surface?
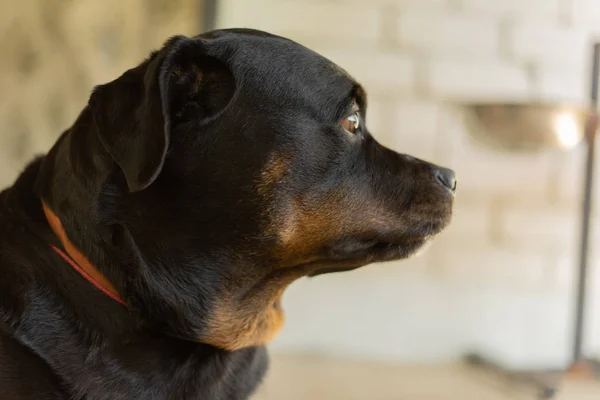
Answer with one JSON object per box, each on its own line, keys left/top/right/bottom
{"left": 252, "top": 355, "right": 600, "bottom": 400}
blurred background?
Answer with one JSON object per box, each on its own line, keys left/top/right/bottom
{"left": 2, "top": 0, "right": 600, "bottom": 398}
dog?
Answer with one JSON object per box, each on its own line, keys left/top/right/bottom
{"left": 0, "top": 28, "right": 456, "bottom": 399}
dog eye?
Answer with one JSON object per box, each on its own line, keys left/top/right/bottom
{"left": 341, "top": 112, "right": 360, "bottom": 134}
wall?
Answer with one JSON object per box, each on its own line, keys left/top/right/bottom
{"left": 0, "top": 0, "right": 200, "bottom": 185}
{"left": 217, "top": 0, "right": 600, "bottom": 369}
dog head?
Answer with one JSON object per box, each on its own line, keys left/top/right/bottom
{"left": 41, "top": 29, "right": 455, "bottom": 350}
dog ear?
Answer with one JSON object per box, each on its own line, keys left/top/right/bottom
{"left": 89, "top": 36, "right": 235, "bottom": 192}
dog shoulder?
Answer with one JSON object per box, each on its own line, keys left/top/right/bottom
{"left": 0, "top": 332, "right": 66, "bottom": 399}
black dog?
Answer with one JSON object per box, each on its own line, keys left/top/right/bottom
{"left": 0, "top": 29, "right": 455, "bottom": 399}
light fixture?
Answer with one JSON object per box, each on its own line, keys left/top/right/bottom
{"left": 555, "top": 111, "right": 585, "bottom": 150}
{"left": 463, "top": 103, "right": 587, "bottom": 152}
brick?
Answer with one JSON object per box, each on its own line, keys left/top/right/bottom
{"left": 499, "top": 203, "right": 579, "bottom": 242}
{"left": 461, "top": 0, "right": 561, "bottom": 19}
{"left": 588, "top": 264, "right": 600, "bottom": 351}
{"left": 450, "top": 148, "right": 551, "bottom": 198}
{"left": 590, "top": 221, "right": 600, "bottom": 254}
{"left": 571, "top": 0, "right": 600, "bottom": 25}
{"left": 551, "top": 254, "right": 577, "bottom": 292}
{"left": 343, "top": 0, "right": 449, "bottom": 8}
{"left": 507, "top": 23, "right": 589, "bottom": 69}
{"left": 397, "top": 0, "right": 450, "bottom": 7}
{"left": 397, "top": 11, "right": 499, "bottom": 58}
{"left": 441, "top": 109, "right": 554, "bottom": 197}
{"left": 315, "top": 48, "right": 417, "bottom": 93}
{"left": 272, "top": 266, "right": 475, "bottom": 363}
{"left": 431, "top": 236, "right": 549, "bottom": 288}
{"left": 363, "top": 95, "right": 397, "bottom": 141}
{"left": 216, "top": 0, "right": 381, "bottom": 44}
{"left": 372, "top": 99, "right": 441, "bottom": 160}
{"left": 534, "top": 67, "right": 588, "bottom": 105}
{"left": 441, "top": 198, "right": 491, "bottom": 237}
{"left": 550, "top": 143, "right": 586, "bottom": 205}
{"left": 470, "top": 291, "right": 571, "bottom": 369}
{"left": 428, "top": 60, "right": 531, "bottom": 101}
{"left": 559, "top": 139, "right": 600, "bottom": 214}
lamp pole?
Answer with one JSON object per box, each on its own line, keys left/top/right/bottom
{"left": 571, "top": 42, "right": 600, "bottom": 370}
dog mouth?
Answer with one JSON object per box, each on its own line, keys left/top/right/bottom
{"left": 307, "top": 234, "right": 433, "bottom": 277}
{"left": 306, "top": 215, "right": 450, "bottom": 277}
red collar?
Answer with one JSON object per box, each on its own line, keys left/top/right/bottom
{"left": 42, "top": 201, "right": 128, "bottom": 307}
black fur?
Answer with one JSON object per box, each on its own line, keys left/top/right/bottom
{"left": 0, "top": 29, "right": 455, "bottom": 399}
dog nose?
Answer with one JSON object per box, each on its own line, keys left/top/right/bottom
{"left": 434, "top": 167, "right": 457, "bottom": 192}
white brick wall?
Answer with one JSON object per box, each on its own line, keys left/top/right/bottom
{"left": 397, "top": 11, "right": 499, "bottom": 58}
{"left": 377, "top": 99, "right": 442, "bottom": 159}
{"left": 428, "top": 60, "right": 531, "bottom": 100}
{"left": 461, "top": 0, "right": 562, "bottom": 19}
{"left": 500, "top": 202, "right": 579, "bottom": 244}
{"left": 217, "top": 0, "right": 600, "bottom": 369}
{"left": 314, "top": 49, "right": 417, "bottom": 94}
{"left": 533, "top": 66, "right": 588, "bottom": 104}
{"left": 507, "top": 23, "right": 589, "bottom": 67}
{"left": 571, "top": 0, "right": 600, "bottom": 26}
{"left": 0, "top": 0, "right": 200, "bottom": 188}
{"left": 218, "top": 0, "right": 382, "bottom": 45}
{"left": 347, "top": 0, "right": 450, "bottom": 7}
{"left": 446, "top": 111, "right": 555, "bottom": 197}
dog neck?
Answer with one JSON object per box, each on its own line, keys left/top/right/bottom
{"left": 41, "top": 201, "right": 127, "bottom": 307}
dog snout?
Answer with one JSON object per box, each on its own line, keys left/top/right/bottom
{"left": 433, "top": 167, "right": 457, "bottom": 193}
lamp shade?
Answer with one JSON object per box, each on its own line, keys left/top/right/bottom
{"left": 463, "top": 103, "right": 589, "bottom": 152}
